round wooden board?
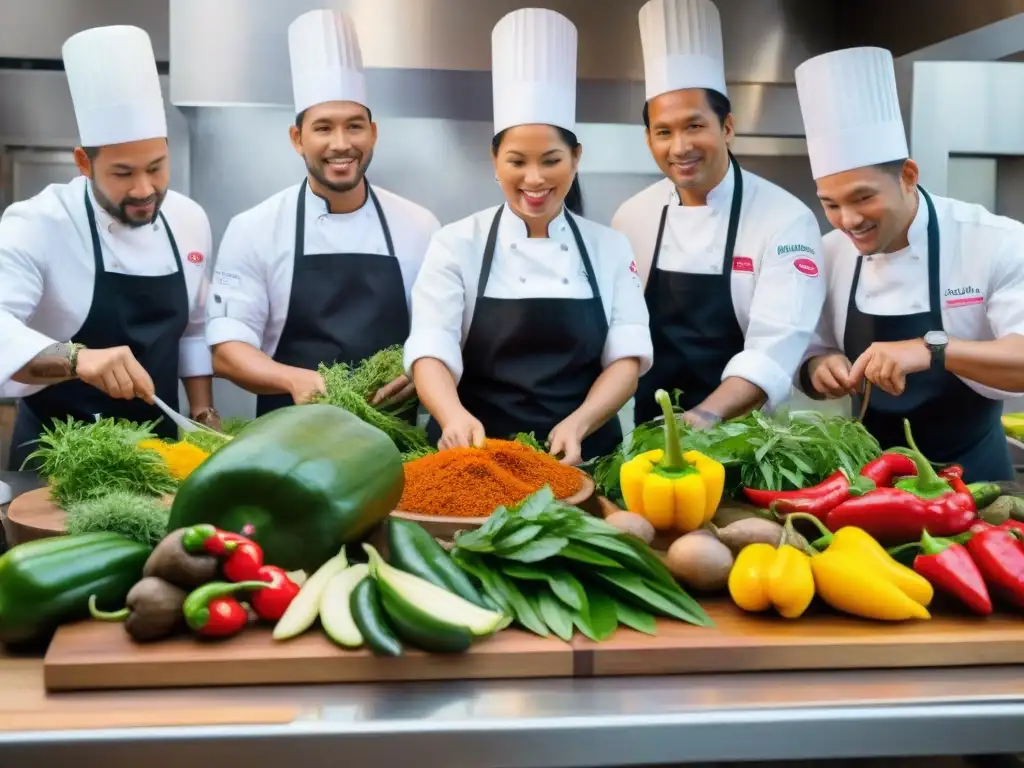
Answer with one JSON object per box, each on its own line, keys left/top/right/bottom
{"left": 391, "top": 471, "right": 596, "bottom": 540}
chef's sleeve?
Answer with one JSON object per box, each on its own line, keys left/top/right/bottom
{"left": 984, "top": 228, "right": 1024, "bottom": 339}
{"left": 179, "top": 214, "right": 214, "bottom": 377}
{"left": 603, "top": 232, "right": 654, "bottom": 375}
{"left": 403, "top": 230, "right": 467, "bottom": 382}
{"left": 205, "top": 217, "right": 270, "bottom": 351}
{"left": 721, "top": 210, "right": 826, "bottom": 409}
{"left": 0, "top": 210, "right": 59, "bottom": 385}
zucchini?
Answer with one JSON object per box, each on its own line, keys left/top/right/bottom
{"left": 364, "top": 545, "right": 509, "bottom": 636}
{"left": 377, "top": 577, "right": 473, "bottom": 653}
{"left": 350, "top": 578, "right": 402, "bottom": 657}
{"left": 387, "top": 519, "right": 487, "bottom": 608}
{"left": 0, "top": 533, "right": 150, "bottom": 645}
{"left": 319, "top": 564, "right": 368, "bottom": 648}
{"left": 272, "top": 548, "right": 348, "bottom": 640}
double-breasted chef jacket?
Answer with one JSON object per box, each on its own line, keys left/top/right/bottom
{"left": 403, "top": 204, "right": 653, "bottom": 457}
{"left": 611, "top": 163, "right": 826, "bottom": 418}
{"left": 803, "top": 191, "right": 1024, "bottom": 478}
{"left": 0, "top": 175, "right": 213, "bottom": 459}
{"left": 205, "top": 182, "right": 440, "bottom": 397}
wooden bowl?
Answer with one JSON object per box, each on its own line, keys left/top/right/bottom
{"left": 391, "top": 471, "right": 596, "bottom": 540}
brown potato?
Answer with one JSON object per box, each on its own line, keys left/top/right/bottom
{"left": 665, "top": 531, "right": 735, "bottom": 592}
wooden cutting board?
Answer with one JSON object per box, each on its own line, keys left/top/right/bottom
{"left": 44, "top": 601, "right": 1024, "bottom": 692}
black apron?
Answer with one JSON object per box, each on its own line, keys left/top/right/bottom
{"left": 634, "top": 154, "right": 745, "bottom": 423}
{"left": 845, "top": 187, "right": 1013, "bottom": 483}
{"left": 8, "top": 185, "right": 188, "bottom": 471}
{"left": 426, "top": 206, "right": 622, "bottom": 461}
{"left": 256, "top": 179, "right": 410, "bottom": 417}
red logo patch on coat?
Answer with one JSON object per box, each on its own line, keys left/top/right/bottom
{"left": 732, "top": 256, "right": 754, "bottom": 273}
{"left": 187, "top": 251, "right": 205, "bottom": 265}
{"left": 794, "top": 258, "right": 819, "bottom": 277}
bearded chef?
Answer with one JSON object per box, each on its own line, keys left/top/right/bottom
{"left": 207, "top": 9, "right": 440, "bottom": 415}
{"left": 0, "top": 25, "right": 216, "bottom": 470}
{"left": 404, "top": 8, "right": 652, "bottom": 465}
{"left": 611, "top": 0, "right": 826, "bottom": 427}
{"left": 795, "top": 47, "right": 1024, "bottom": 482}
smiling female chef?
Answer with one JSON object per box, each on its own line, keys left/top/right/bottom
{"left": 403, "top": 8, "right": 653, "bottom": 466}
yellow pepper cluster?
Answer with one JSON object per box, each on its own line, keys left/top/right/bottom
{"left": 138, "top": 439, "right": 211, "bottom": 481}
{"left": 729, "top": 515, "right": 933, "bottom": 621}
{"left": 620, "top": 390, "right": 725, "bottom": 533}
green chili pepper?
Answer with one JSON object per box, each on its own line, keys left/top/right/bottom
{"left": 182, "top": 580, "right": 267, "bottom": 637}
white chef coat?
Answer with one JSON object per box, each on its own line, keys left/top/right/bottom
{"left": 0, "top": 175, "right": 213, "bottom": 398}
{"left": 206, "top": 182, "right": 440, "bottom": 357}
{"left": 403, "top": 205, "right": 653, "bottom": 382}
{"left": 611, "top": 165, "right": 826, "bottom": 408}
{"left": 804, "top": 191, "right": 1024, "bottom": 401}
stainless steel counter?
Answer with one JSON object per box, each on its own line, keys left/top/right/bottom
{"left": 0, "top": 471, "right": 1022, "bottom": 767}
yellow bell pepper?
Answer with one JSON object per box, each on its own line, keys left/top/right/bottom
{"left": 728, "top": 542, "right": 814, "bottom": 619}
{"left": 619, "top": 390, "right": 724, "bottom": 532}
{"left": 789, "top": 513, "right": 932, "bottom": 621}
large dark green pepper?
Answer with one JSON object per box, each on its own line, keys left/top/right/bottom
{"left": 168, "top": 404, "right": 405, "bottom": 573}
{"left": 0, "top": 532, "right": 150, "bottom": 645}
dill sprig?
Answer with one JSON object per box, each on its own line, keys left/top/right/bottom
{"left": 24, "top": 416, "right": 178, "bottom": 506}
{"left": 64, "top": 491, "right": 169, "bottom": 547}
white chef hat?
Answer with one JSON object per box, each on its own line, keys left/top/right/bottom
{"left": 795, "top": 47, "right": 909, "bottom": 180}
{"left": 639, "top": 0, "right": 727, "bottom": 101}
{"left": 62, "top": 26, "right": 167, "bottom": 147}
{"left": 491, "top": 8, "right": 577, "bottom": 135}
{"left": 288, "top": 9, "right": 366, "bottom": 115}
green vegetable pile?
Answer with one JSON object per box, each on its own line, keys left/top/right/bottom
{"left": 449, "top": 486, "right": 712, "bottom": 641}
{"left": 24, "top": 417, "right": 177, "bottom": 506}
{"left": 309, "top": 345, "right": 433, "bottom": 460}
{"left": 180, "top": 416, "right": 251, "bottom": 454}
{"left": 588, "top": 407, "right": 882, "bottom": 506}
{"left": 64, "top": 491, "right": 169, "bottom": 547}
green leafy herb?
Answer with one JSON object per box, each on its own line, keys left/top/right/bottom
{"left": 64, "top": 491, "right": 169, "bottom": 547}
{"left": 514, "top": 432, "right": 546, "bottom": 452}
{"left": 24, "top": 416, "right": 178, "bottom": 506}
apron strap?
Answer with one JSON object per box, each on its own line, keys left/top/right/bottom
{"left": 84, "top": 183, "right": 183, "bottom": 275}
{"left": 920, "top": 187, "right": 943, "bottom": 328}
{"left": 295, "top": 178, "right": 396, "bottom": 260}
{"left": 366, "top": 184, "right": 396, "bottom": 259}
{"left": 476, "top": 205, "right": 504, "bottom": 299}
{"left": 563, "top": 210, "right": 609, "bottom": 337}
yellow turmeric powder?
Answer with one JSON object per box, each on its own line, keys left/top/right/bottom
{"left": 137, "top": 439, "right": 210, "bottom": 481}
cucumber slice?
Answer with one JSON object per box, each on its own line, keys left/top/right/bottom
{"left": 377, "top": 577, "right": 473, "bottom": 653}
{"left": 319, "top": 564, "right": 369, "bottom": 648}
{"left": 350, "top": 578, "right": 402, "bottom": 657}
{"left": 272, "top": 547, "right": 349, "bottom": 640}
{"left": 364, "top": 545, "right": 509, "bottom": 636}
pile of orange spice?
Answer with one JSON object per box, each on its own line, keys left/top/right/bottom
{"left": 398, "top": 439, "right": 584, "bottom": 518}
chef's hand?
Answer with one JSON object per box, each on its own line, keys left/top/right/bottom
{"left": 848, "top": 340, "right": 931, "bottom": 396}
{"left": 371, "top": 374, "right": 416, "bottom": 407}
{"left": 439, "top": 409, "right": 485, "bottom": 450}
{"left": 192, "top": 407, "right": 222, "bottom": 432}
{"left": 549, "top": 415, "right": 588, "bottom": 466}
{"left": 286, "top": 368, "right": 326, "bottom": 404}
{"left": 76, "top": 346, "right": 155, "bottom": 403}
{"left": 808, "top": 353, "right": 857, "bottom": 398}
{"left": 682, "top": 407, "right": 721, "bottom": 432}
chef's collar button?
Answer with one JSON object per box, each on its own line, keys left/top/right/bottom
{"left": 562, "top": 278, "right": 569, "bottom": 284}
{"left": 510, "top": 242, "right": 518, "bottom": 250}
{"left": 560, "top": 243, "right": 568, "bottom": 251}
{"left": 519, "top": 276, "right": 526, "bottom": 283}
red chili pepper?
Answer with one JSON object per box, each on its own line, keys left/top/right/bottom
{"left": 826, "top": 421, "right": 976, "bottom": 544}
{"left": 222, "top": 540, "right": 265, "bottom": 582}
{"left": 182, "top": 580, "right": 267, "bottom": 637}
{"left": 181, "top": 524, "right": 251, "bottom": 557}
{"left": 939, "top": 465, "right": 965, "bottom": 480}
{"left": 913, "top": 531, "right": 992, "bottom": 615}
{"left": 742, "top": 469, "right": 869, "bottom": 520}
{"left": 249, "top": 566, "right": 301, "bottom": 622}
{"left": 965, "top": 526, "right": 1024, "bottom": 610}
{"left": 859, "top": 453, "right": 917, "bottom": 487}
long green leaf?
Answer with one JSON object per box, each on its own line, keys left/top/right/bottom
{"left": 536, "top": 590, "right": 575, "bottom": 642}
{"left": 495, "top": 524, "right": 545, "bottom": 552}
{"left": 572, "top": 589, "right": 618, "bottom": 642}
{"left": 450, "top": 552, "right": 512, "bottom": 613}
{"left": 502, "top": 536, "right": 569, "bottom": 563}
{"left": 545, "top": 568, "right": 587, "bottom": 613}
{"left": 610, "top": 595, "right": 658, "bottom": 635}
{"left": 592, "top": 569, "right": 712, "bottom": 627}
{"left": 493, "top": 573, "right": 549, "bottom": 637}
{"left": 515, "top": 486, "right": 555, "bottom": 520}
{"left": 500, "top": 562, "right": 551, "bottom": 581}
{"left": 558, "top": 543, "right": 623, "bottom": 568}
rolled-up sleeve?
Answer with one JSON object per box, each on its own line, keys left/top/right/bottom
{"left": 205, "top": 217, "right": 268, "bottom": 351}
{"left": 179, "top": 215, "right": 214, "bottom": 377}
{"left": 403, "top": 231, "right": 467, "bottom": 382}
{"left": 985, "top": 228, "right": 1024, "bottom": 339}
{"left": 722, "top": 210, "right": 826, "bottom": 409}
{"left": 602, "top": 232, "right": 653, "bottom": 375}
{"left": 0, "top": 211, "right": 58, "bottom": 385}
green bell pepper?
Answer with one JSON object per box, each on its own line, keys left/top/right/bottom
{"left": 168, "top": 404, "right": 405, "bottom": 573}
{"left": 0, "top": 532, "right": 150, "bottom": 645}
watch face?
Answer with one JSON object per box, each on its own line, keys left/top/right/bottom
{"left": 924, "top": 331, "right": 948, "bottom": 346}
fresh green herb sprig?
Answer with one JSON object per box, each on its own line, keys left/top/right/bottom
{"left": 64, "top": 491, "right": 169, "bottom": 547}
{"left": 586, "top": 408, "right": 881, "bottom": 505}
{"left": 449, "top": 487, "right": 711, "bottom": 641}
{"left": 24, "top": 416, "right": 178, "bottom": 506}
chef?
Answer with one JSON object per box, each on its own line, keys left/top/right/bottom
{"left": 796, "top": 47, "right": 1024, "bottom": 482}
{"left": 206, "top": 9, "right": 440, "bottom": 415}
{"left": 611, "top": 0, "right": 826, "bottom": 427}
{"left": 0, "top": 25, "right": 216, "bottom": 471}
{"left": 404, "top": 8, "right": 653, "bottom": 465}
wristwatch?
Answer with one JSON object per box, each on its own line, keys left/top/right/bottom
{"left": 923, "top": 331, "right": 948, "bottom": 370}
